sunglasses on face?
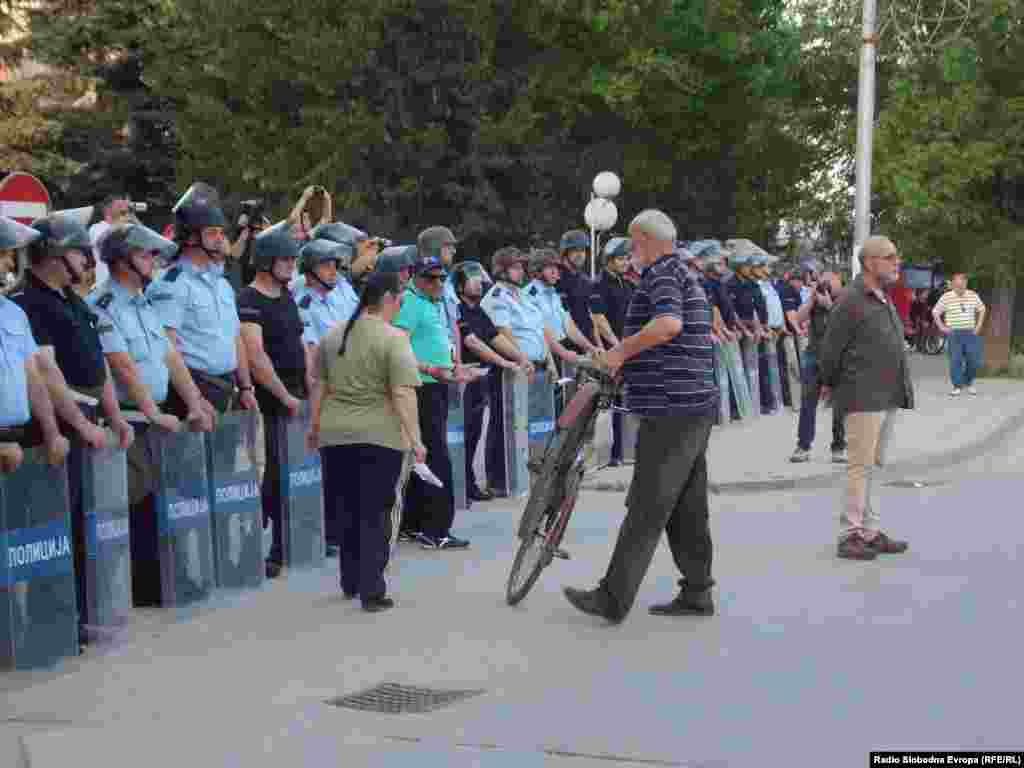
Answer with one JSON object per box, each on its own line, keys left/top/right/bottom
{"left": 423, "top": 273, "right": 445, "bottom": 283}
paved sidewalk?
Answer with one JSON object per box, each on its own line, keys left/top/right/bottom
{"left": 583, "top": 354, "right": 1024, "bottom": 494}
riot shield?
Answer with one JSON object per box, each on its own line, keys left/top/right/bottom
{"left": 722, "top": 340, "right": 754, "bottom": 421}
{"left": 207, "top": 411, "right": 264, "bottom": 590}
{"left": 448, "top": 383, "right": 467, "bottom": 513}
{"left": 740, "top": 337, "right": 762, "bottom": 418}
{"left": 620, "top": 412, "right": 640, "bottom": 462}
{"left": 713, "top": 344, "right": 732, "bottom": 426}
{"left": 0, "top": 449, "right": 78, "bottom": 671}
{"left": 277, "top": 403, "right": 324, "bottom": 570}
{"left": 152, "top": 429, "right": 216, "bottom": 607}
{"left": 81, "top": 444, "right": 132, "bottom": 640}
{"left": 493, "top": 367, "right": 529, "bottom": 497}
{"left": 527, "top": 370, "right": 556, "bottom": 467}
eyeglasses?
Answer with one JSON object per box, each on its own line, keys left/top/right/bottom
{"left": 423, "top": 273, "right": 445, "bottom": 283}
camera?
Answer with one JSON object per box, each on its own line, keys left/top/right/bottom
{"left": 239, "top": 199, "right": 265, "bottom": 227}
{"left": 128, "top": 201, "right": 148, "bottom": 213}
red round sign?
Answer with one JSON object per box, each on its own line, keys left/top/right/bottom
{"left": 0, "top": 172, "right": 52, "bottom": 225}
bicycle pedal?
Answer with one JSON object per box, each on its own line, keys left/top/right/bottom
{"left": 552, "top": 548, "right": 571, "bottom": 560}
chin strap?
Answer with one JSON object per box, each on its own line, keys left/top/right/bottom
{"left": 308, "top": 269, "right": 336, "bottom": 293}
{"left": 61, "top": 253, "right": 83, "bottom": 286}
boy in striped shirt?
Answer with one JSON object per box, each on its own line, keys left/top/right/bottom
{"left": 933, "top": 273, "right": 986, "bottom": 396}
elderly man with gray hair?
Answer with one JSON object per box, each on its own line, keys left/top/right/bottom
{"left": 564, "top": 209, "right": 719, "bottom": 623}
{"left": 818, "top": 236, "right": 914, "bottom": 560}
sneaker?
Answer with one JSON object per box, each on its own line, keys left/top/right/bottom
{"left": 397, "top": 530, "right": 423, "bottom": 544}
{"left": 951, "top": 388, "right": 962, "bottom": 397}
{"left": 361, "top": 596, "right": 394, "bottom": 613}
{"left": 420, "top": 535, "right": 470, "bottom": 550}
{"left": 831, "top": 447, "right": 848, "bottom": 464}
{"left": 968, "top": 386, "right": 978, "bottom": 396}
{"left": 837, "top": 534, "right": 877, "bottom": 560}
{"left": 790, "top": 447, "right": 811, "bottom": 463}
{"left": 563, "top": 586, "right": 623, "bottom": 623}
{"left": 866, "top": 531, "right": 908, "bottom": 554}
{"left": 265, "top": 561, "right": 283, "bottom": 579}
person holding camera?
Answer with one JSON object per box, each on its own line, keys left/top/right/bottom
{"left": 789, "top": 270, "right": 847, "bottom": 464}
{"left": 230, "top": 199, "right": 271, "bottom": 291}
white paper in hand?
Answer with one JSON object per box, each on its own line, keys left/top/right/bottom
{"left": 413, "top": 462, "right": 444, "bottom": 488}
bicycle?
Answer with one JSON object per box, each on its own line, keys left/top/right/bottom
{"left": 505, "top": 358, "right": 622, "bottom": 606}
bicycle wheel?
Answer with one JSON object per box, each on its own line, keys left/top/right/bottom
{"left": 546, "top": 463, "right": 585, "bottom": 551}
{"left": 506, "top": 406, "right": 596, "bottom": 606}
{"left": 924, "top": 333, "right": 945, "bottom": 355}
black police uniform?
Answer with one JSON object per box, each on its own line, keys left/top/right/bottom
{"left": 236, "top": 286, "right": 306, "bottom": 566}
{"left": 557, "top": 269, "right": 595, "bottom": 352}
{"left": 457, "top": 301, "right": 500, "bottom": 498}
{"left": 590, "top": 270, "right": 633, "bottom": 460}
{"left": 11, "top": 273, "right": 108, "bottom": 632}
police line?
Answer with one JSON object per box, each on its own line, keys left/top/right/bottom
{"left": 0, "top": 366, "right": 595, "bottom": 673}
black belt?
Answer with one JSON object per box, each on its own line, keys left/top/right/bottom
{"left": 0, "top": 425, "right": 29, "bottom": 444}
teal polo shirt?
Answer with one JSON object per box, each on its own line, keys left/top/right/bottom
{"left": 393, "top": 284, "right": 452, "bottom": 383}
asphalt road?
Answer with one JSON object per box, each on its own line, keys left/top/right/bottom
{"left": 2, "top": 398, "right": 1022, "bottom": 767}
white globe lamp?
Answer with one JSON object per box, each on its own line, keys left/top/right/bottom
{"left": 584, "top": 197, "right": 617, "bottom": 233}
{"left": 593, "top": 171, "right": 621, "bottom": 199}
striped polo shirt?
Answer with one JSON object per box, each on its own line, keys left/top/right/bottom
{"left": 622, "top": 252, "right": 718, "bottom": 416}
{"left": 935, "top": 290, "right": 984, "bottom": 331}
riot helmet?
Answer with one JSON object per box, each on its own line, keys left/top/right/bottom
{"left": 251, "top": 221, "right": 301, "bottom": 286}
{"left": 29, "top": 213, "right": 93, "bottom": 285}
{"left": 417, "top": 225, "right": 457, "bottom": 265}
{"left": 376, "top": 244, "right": 418, "bottom": 288}
{"left": 559, "top": 229, "right": 589, "bottom": 271}
{"left": 0, "top": 216, "right": 42, "bottom": 251}
{"left": 298, "top": 237, "right": 348, "bottom": 291}
{"left": 99, "top": 222, "right": 177, "bottom": 286}
{"left": 172, "top": 182, "right": 228, "bottom": 257}
{"left": 492, "top": 246, "right": 529, "bottom": 286}
{"left": 449, "top": 260, "right": 491, "bottom": 300}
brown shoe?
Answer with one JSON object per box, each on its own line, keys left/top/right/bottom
{"left": 837, "top": 534, "right": 878, "bottom": 560}
{"left": 867, "top": 531, "right": 908, "bottom": 554}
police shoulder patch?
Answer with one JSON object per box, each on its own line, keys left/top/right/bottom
{"left": 164, "top": 266, "right": 182, "bottom": 282}
{"left": 528, "top": 285, "right": 538, "bottom": 296}
{"left": 299, "top": 295, "right": 312, "bottom": 309}
{"left": 96, "top": 293, "right": 114, "bottom": 309}
{"left": 491, "top": 287, "right": 502, "bottom": 298}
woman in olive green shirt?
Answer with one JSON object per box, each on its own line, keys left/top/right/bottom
{"left": 307, "top": 271, "right": 425, "bottom": 613}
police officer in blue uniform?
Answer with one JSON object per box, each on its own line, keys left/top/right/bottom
{"left": 147, "top": 184, "right": 259, "bottom": 417}
{"left": 294, "top": 238, "right": 352, "bottom": 345}
{"left": 526, "top": 248, "right": 596, "bottom": 375}
{"left": 0, "top": 216, "right": 70, "bottom": 473}
{"left": 90, "top": 222, "right": 215, "bottom": 605}
{"left": 237, "top": 223, "right": 308, "bottom": 577}
{"left": 311, "top": 221, "right": 382, "bottom": 298}
{"left": 480, "top": 246, "right": 550, "bottom": 496}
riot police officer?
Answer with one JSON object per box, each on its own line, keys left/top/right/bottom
{"left": 0, "top": 216, "right": 70, "bottom": 473}
{"left": 90, "top": 223, "right": 215, "bottom": 605}
{"left": 294, "top": 238, "right": 353, "bottom": 345}
{"left": 525, "top": 248, "right": 595, "bottom": 375}
{"left": 556, "top": 229, "right": 599, "bottom": 351}
{"left": 147, "top": 184, "right": 259, "bottom": 417}
{"left": 480, "top": 247, "right": 549, "bottom": 497}
{"left": 237, "top": 222, "right": 307, "bottom": 577}
{"left": 311, "top": 221, "right": 382, "bottom": 297}
{"left": 11, "top": 213, "right": 140, "bottom": 637}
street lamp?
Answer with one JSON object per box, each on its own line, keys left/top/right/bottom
{"left": 852, "top": 0, "right": 878, "bottom": 278}
{"left": 585, "top": 171, "right": 621, "bottom": 279}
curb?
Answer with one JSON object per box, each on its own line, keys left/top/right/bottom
{"left": 582, "top": 398, "right": 1024, "bottom": 496}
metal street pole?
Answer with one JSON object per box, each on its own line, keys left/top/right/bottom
{"left": 852, "top": 0, "right": 878, "bottom": 279}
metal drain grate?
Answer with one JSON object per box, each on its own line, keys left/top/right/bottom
{"left": 326, "top": 683, "right": 486, "bottom": 714}
{"left": 883, "top": 480, "right": 946, "bottom": 488}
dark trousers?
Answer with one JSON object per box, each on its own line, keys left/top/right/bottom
{"left": 758, "top": 344, "right": 777, "bottom": 412}
{"left": 322, "top": 443, "right": 403, "bottom": 600}
{"left": 486, "top": 368, "right": 521, "bottom": 495}
{"left": 66, "top": 437, "right": 87, "bottom": 628}
{"left": 258, "top": 396, "right": 286, "bottom": 564}
{"left": 599, "top": 413, "right": 714, "bottom": 619}
{"left": 464, "top": 377, "right": 489, "bottom": 495}
{"left": 402, "top": 382, "right": 455, "bottom": 539}
{"left": 796, "top": 350, "right": 846, "bottom": 451}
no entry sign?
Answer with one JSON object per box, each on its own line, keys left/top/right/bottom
{"left": 0, "top": 172, "right": 52, "bottom": 225}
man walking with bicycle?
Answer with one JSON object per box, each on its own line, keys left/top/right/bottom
{"left": 563, "top": 210, "right": 719, "bottom": 623}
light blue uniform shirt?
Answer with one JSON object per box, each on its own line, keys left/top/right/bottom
{"left": 524, "top": 279, "right": 569, "bottom": 339}
{"left": 481, "top": 281, "right": 547, "bottom": 362}
{"left": 89, "top": 278, "right": 172, "bottom": 405}
{"left": 147, "top": 258, "right": 240, "bottom": 376}
{"left": 332, "top": 276, "right": 360, "bottom": 325}
{"left": 0, "top": 296, "right": 37, "bottom": 428}
{"left": 759, "top": 280, "right": 786, "bottom": 329}
{"left": 800, "top": 286, "right": 812, "bottom": 304}
{"left": 293, "top": 283, "right": 351, "bottom": 346}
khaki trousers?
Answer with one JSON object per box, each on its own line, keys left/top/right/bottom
{"left": 841, "top": 410, "right": 897, "bottom": 542}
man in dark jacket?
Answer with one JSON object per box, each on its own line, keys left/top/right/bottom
{"left": 818, "top": 236, "right": 914, "bottom": 561}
